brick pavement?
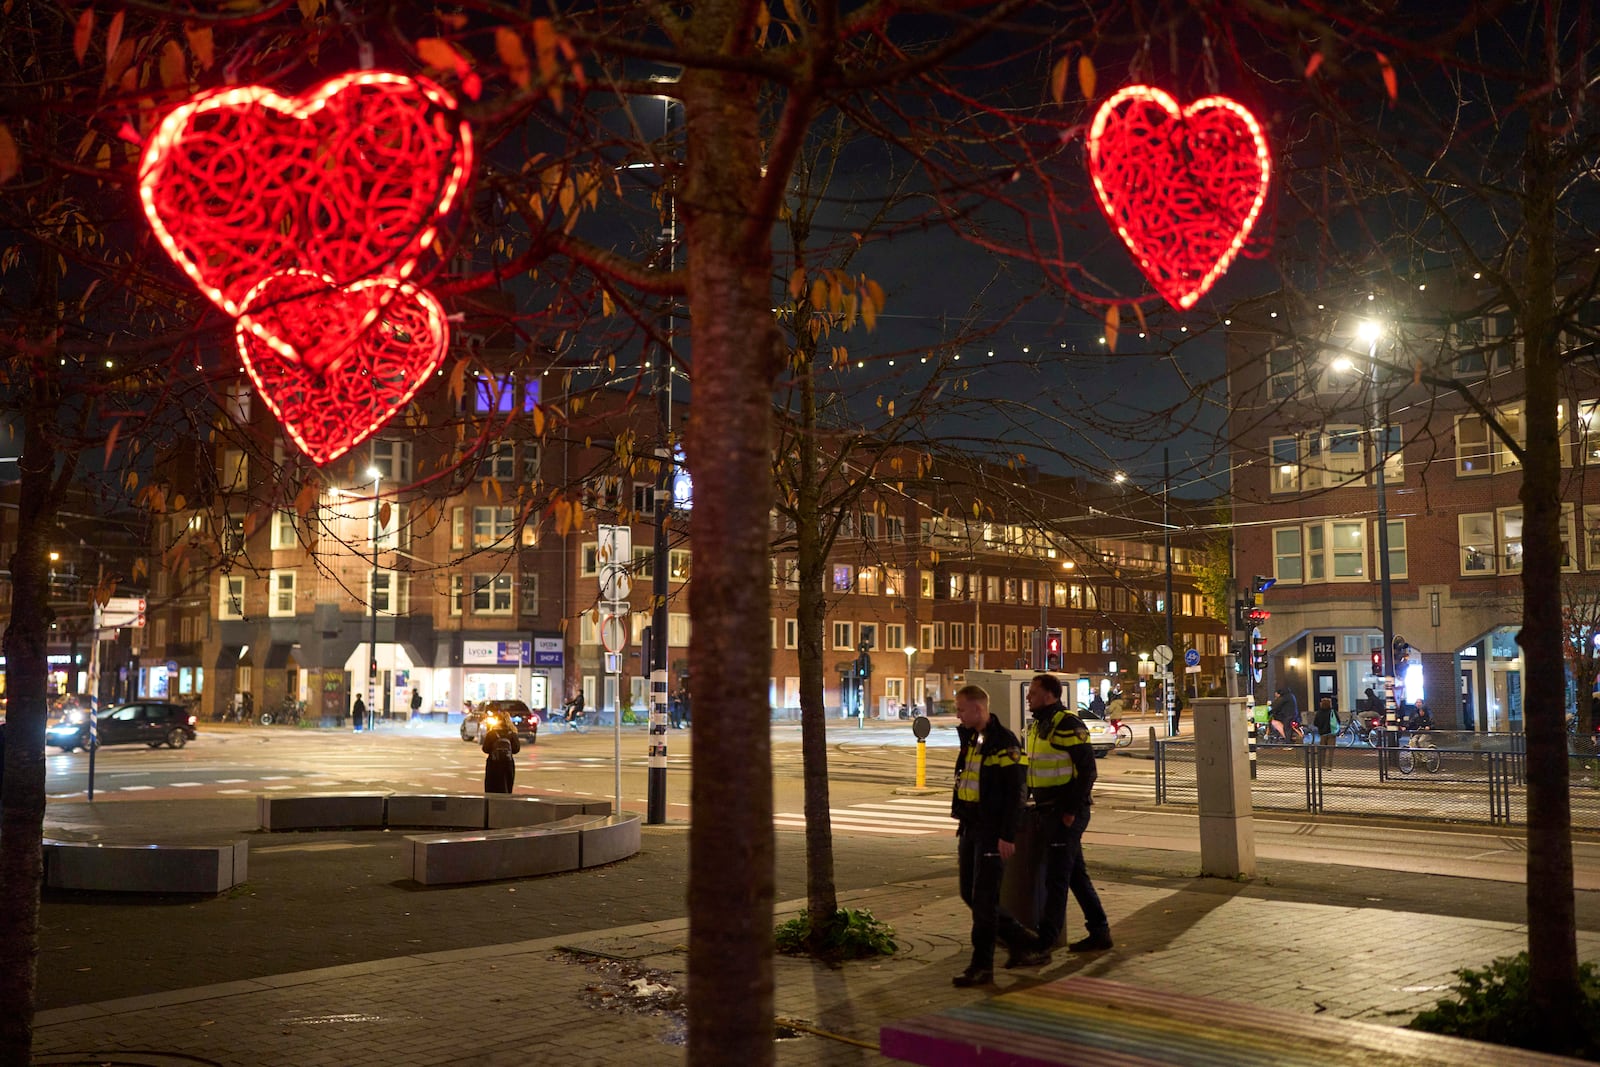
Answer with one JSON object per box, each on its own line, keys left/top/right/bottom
{"left": 31, "top": 865, "right": 1582, "bottom": 1066}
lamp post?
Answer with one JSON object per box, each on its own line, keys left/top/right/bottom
{"left": 903, "top": 645, "right": 917, "bottom": 713}
{"left": 1346, "top": 319, "right": 1397, "bottom": 743}
{"left": 366, "top": 464, "right": 381, "bottom": 731}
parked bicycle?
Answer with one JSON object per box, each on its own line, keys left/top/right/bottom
{"left": 260, "top": 698, "right": 305, "bottom": 727}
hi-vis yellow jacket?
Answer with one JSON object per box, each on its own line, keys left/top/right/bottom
{"left": 950, "top": 717, "right": 1026, "bottom": 842}
{"left": 1026, "top": 703, "right": 1096, "bottom": 814}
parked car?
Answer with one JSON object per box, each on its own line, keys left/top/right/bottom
{"left": 47, "top": 701, "right": 197, "bottom": 752}
{"left": 459, "top": 699, "right": 539, "bottom": 745}
{"left": 1073, "top": 706, "right": 1119, "bottom": 759}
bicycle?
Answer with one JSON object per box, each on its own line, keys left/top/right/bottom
{"left": 1396, "top": 732, "right": 1441, "bottom": 774}
{"left": 260, "top": 698, "right": 305, "bottom": 727}
{"left": 1109, "top": 717, "right": 1134, "bottom": 749}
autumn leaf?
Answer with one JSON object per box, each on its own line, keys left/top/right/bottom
{"left": 1049, "top": 55, "right": 1068, "bottom": 104}
{"left": 446, "top": 358, "right": 468, "bottom": 406}
{"left": 104, "top": 38, "right": 134, "bottom": 89}
{"left": 416, "top": 37, "right": 468, "bottom": 76}
{"left": 378, "top": 501, "right": 392, "bottom": 529}
{"left": 496, "top": 26, "right": 531, "bottom": 89}
{"left": 1304, "top": 52, "right": 1324, "bottom": 79}
{"left": 297, "top": 0, "right": 321, "bottom": 18}
{"left": 531, "top": 19, "right": 561, "bottom": 109}
{"left": 73, "top": 8, "right": 95, "bottom": 64}
{"left": 185, "top": 23, "right": 215, "bottom": 71}
{"left": 0, "top": 124, "right": 18, "bottom": 185}
{"left": 532, "top": 405, "right": 546, "bottom": 437}
{"left": 1077, "top": 55, "right": 1096, "bottom": 101}
{"left": 788, "top": 267, "right": 805, "bottom": 300}
{"left": 104, "top": 10, "right": 124, "bottom": 74}
{"left": 103, "top": 420, "right": 121, "bottom": 467}
{"left": 1104, "top": 304, "right": 1120, "bottom": 352}
{"left": 1376, "top": 51, "right": 1397, "bottom": 101}
{"left": 601, "top": 289, "right": 614, "bottom": 317}
{"left": 159, "top": 40, "right": 186, "bottom": 89}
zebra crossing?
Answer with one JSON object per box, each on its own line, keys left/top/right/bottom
{"left": 772, "top": 796, "right": 952, "bottom": 837}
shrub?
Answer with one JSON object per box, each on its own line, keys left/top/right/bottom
{"left": 775, "top": 908, "right": 898, "bottom": 961}
{"left": 1408, "top": 952, "right": 1600, "bottom": 1058}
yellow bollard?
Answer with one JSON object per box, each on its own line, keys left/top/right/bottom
{"left": 916, "top": 738, "right": 927, "bottom": 789}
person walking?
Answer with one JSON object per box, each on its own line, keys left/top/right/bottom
{"left": 949, "top": 683, "right": 1033, "bottom": 987}
{"left": 1315, "top": 696, "right": 1336, "bottom": 768}
{"left": 1009, "top": 673, "right": 1112, "bottom": 968}
{"left": 351, "top": 694, "right": 366, "bottom": 733}
{"left": 410, "top": 688, "right": 423, "bottom": 720}
{"left": 480, "top": 710, "right": 520, "bottom": 793}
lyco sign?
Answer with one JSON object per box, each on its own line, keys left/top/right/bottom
{"left": 1312, "top": 636, "right": 1337, "bottom": 663}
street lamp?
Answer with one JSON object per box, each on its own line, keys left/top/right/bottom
{"left": 1356, "top": 319, "right": 1397, "bottom": 740}
{"left": 903, "top": 645, "right": 917, "bottom": 713}
{"left": 366, "top": 464, "right": 381, "bottom": 731}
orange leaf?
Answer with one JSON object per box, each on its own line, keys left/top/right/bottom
{"left": 1077, "top": 55, "right": 1097, "bottom": 100}
{"left": 104, "top": 10, "right": 124, "bottom": 72}
{"left": 73, "top": 8, "right": 95, "bottom": 64}
{"left": 531, "top": 19, "right": 559, "bottom": 85}
{"left": 159, "top": 39, "right": 186, "bottom": 89}
{"left": 0, "top": 123, "right": 17, "bottom": 185}
{"left": 495, "top": 26, "right": 531, "bottom": 89}
{"left": 416, "top": 37, "right": 466, "bottom": 74}
{"left": 103, "top": 420, "right": 121, "bottom": 467}
{"left": 1376, "top": 51, "right": 1397, "bottom": 101}
{"left": 297, "top": 0, "right": 321, "bottom": 18}
{"left": 185, "top": 23, "right": 214, "bottom": 71}
{"left": 1048, "top": 55, "right": 1068, "bottom": 104}
{"left": 1304, "top": 52, "right": 1323, "bottom": 79}
{"left": 1104, "top": 304, "right": 1120, "bottom": 353}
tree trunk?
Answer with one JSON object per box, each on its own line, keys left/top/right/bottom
{"left": 1520, "top": 119, "right": 1582, "bottom": 1047}
{"left": 0, "top": 407, "right": 63, "bottom": 1064}
{"left": 680, "top": 58, "right": 784, "bottom": 1066}
{"left": 795, "top": 365, "right": 839, "bottom": 935}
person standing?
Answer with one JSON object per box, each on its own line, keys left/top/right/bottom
{"left": 481, "top": 711, "right": 521, "bottom": 793}
{"left": 949, "top": 683, "right": 1033, "bottom": 987}
{"left": 351, "top": 694, "right": 366, "bottom": 732}
{"left": 410, "top": 688, "right": 423, "bottom": 720}
{"left": 1010, "top": 674, "right": 1112, "bottom": 968}
{"left": 1315, "top": 696, "right": 1336, "bottom": 768}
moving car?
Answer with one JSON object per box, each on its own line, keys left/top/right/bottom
{"left": 47, "top": 701, "right": 197, "bottom": 752}
{"left": 1074, "top": 706, "right": 1119, "bottom": 759}
{"left": 459, "top": 699, "right": 539, "bottom": 745}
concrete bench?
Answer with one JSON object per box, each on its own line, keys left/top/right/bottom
{"left": 404, "top": 813, "right": 641, "bottom": 885}
{"left": 44, "top": 839, "right": 248, "bottom": 895}
{"left": 257, "top": 792, "right": 613, "bottom": 832}
{"left": 257, "top": 792, "right": 387, "bottom": 831}
{"left": 880, "top": 975, "right": 1582, "bottom": 1066}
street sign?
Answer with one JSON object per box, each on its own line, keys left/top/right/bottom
{"left": 1183, "top": 648, "right": 1200, "bottom": 667}
{"left": 1152, "top": 644, "right": 1173, "bottom": 667}
{"left": 98, "top": 596, "right": 146, "bottom": 629}
{"left": 604, "top": 652, "right": 621, "bottom": 673}
{"left": 599, "top": 563, "right": 631, "bottom": 602}
{"left": 600, "top": 614, "right": 629, "bottom": 654}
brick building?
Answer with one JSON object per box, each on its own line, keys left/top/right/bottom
{"left": 1227, "top": 277, "right": 1600, "bottom": 729}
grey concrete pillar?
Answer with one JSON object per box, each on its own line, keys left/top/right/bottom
{"left": 1192, "top": 695, "right": 1256, "bottom": 878}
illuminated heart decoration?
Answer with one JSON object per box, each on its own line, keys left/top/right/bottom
{"left": 1087, "top": 85, "right": 1271, "bottom": 310}
{"left": 236, "top": 271, "right": 447, "bottom": 466}
{"left": 138, "top": 72, "right": 473, "bottom": 317}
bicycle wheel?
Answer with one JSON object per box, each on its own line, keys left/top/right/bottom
{"left": 1114, "top": 723, "right": 1133, "bottom": 748}
{"left": 1397, "top": 747, "right": 1414, "bottom": 774}
{"left": 259, "top": 711, "right": 274, "bottom": 726}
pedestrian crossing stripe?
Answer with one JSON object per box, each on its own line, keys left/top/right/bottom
{"left": 773, "top": 797, "right": 954, "bottom": 837}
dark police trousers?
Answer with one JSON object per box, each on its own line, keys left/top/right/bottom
{"left": 1033, "top": 805, "right": 1109, "bottom": 949}
{"left": 957, "top": 824, "right": 1032, "bottom": 971}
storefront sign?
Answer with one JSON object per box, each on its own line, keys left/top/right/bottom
{"left": 533, "top": 637, "right": 564, "bottom": 667}
{"left": 1312, "top": 635, "right": 1337, "bottom": 663}
{"left": 463, "top": 640, "right": 531, "bottom": 665}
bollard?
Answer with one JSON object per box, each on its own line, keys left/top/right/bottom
{"left": 911, "top": 714, "right": 931, "bottom": 788}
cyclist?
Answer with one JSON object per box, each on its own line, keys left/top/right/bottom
{"left": 1269, "top": 685, "right": 1301, "bottom": 743}
{"left": 562, "top": 690, "right": 586, "bottom": 725}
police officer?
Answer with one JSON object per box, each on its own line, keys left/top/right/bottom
{"left": 949, "top": 684, "right": 1033, "bottom": 987}
{"left": 1009, "top": 673, "right": 1112, "bottom": 967}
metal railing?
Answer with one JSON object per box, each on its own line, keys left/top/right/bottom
{"left": 1150, "top": 734, "right": 1596, "bottom": 829}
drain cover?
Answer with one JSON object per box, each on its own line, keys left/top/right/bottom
{"left": 559, "top": 936, "right": 680, "bottom": 960}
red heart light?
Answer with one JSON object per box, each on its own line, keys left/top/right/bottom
{"left": 138, "top": 71, "right": 472, "bottom": 318}
{"left": 1087, "top": 85, "right": 1271, "bottom": 311}
{"left": 236, "top": 272, "right": 448, "bottom": 466}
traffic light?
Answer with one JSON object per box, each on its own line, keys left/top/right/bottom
{"left": 856, "top": 653, "right": 873, "bottom": 679}
{"left": 1246, "top": 607, "right": 1269, "bottom": 630}
{"left": 1250, "top": 632, "right": 1267, "bottom": 674}
{"left": 1370, "top": 647, "right": 1383, "bottom": 677}
{"left": 1045, "top": 628, "right": 1063, "bottom": 671}
{"left": 1229, "top": 639, "right": 1245, "bottom": 672}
